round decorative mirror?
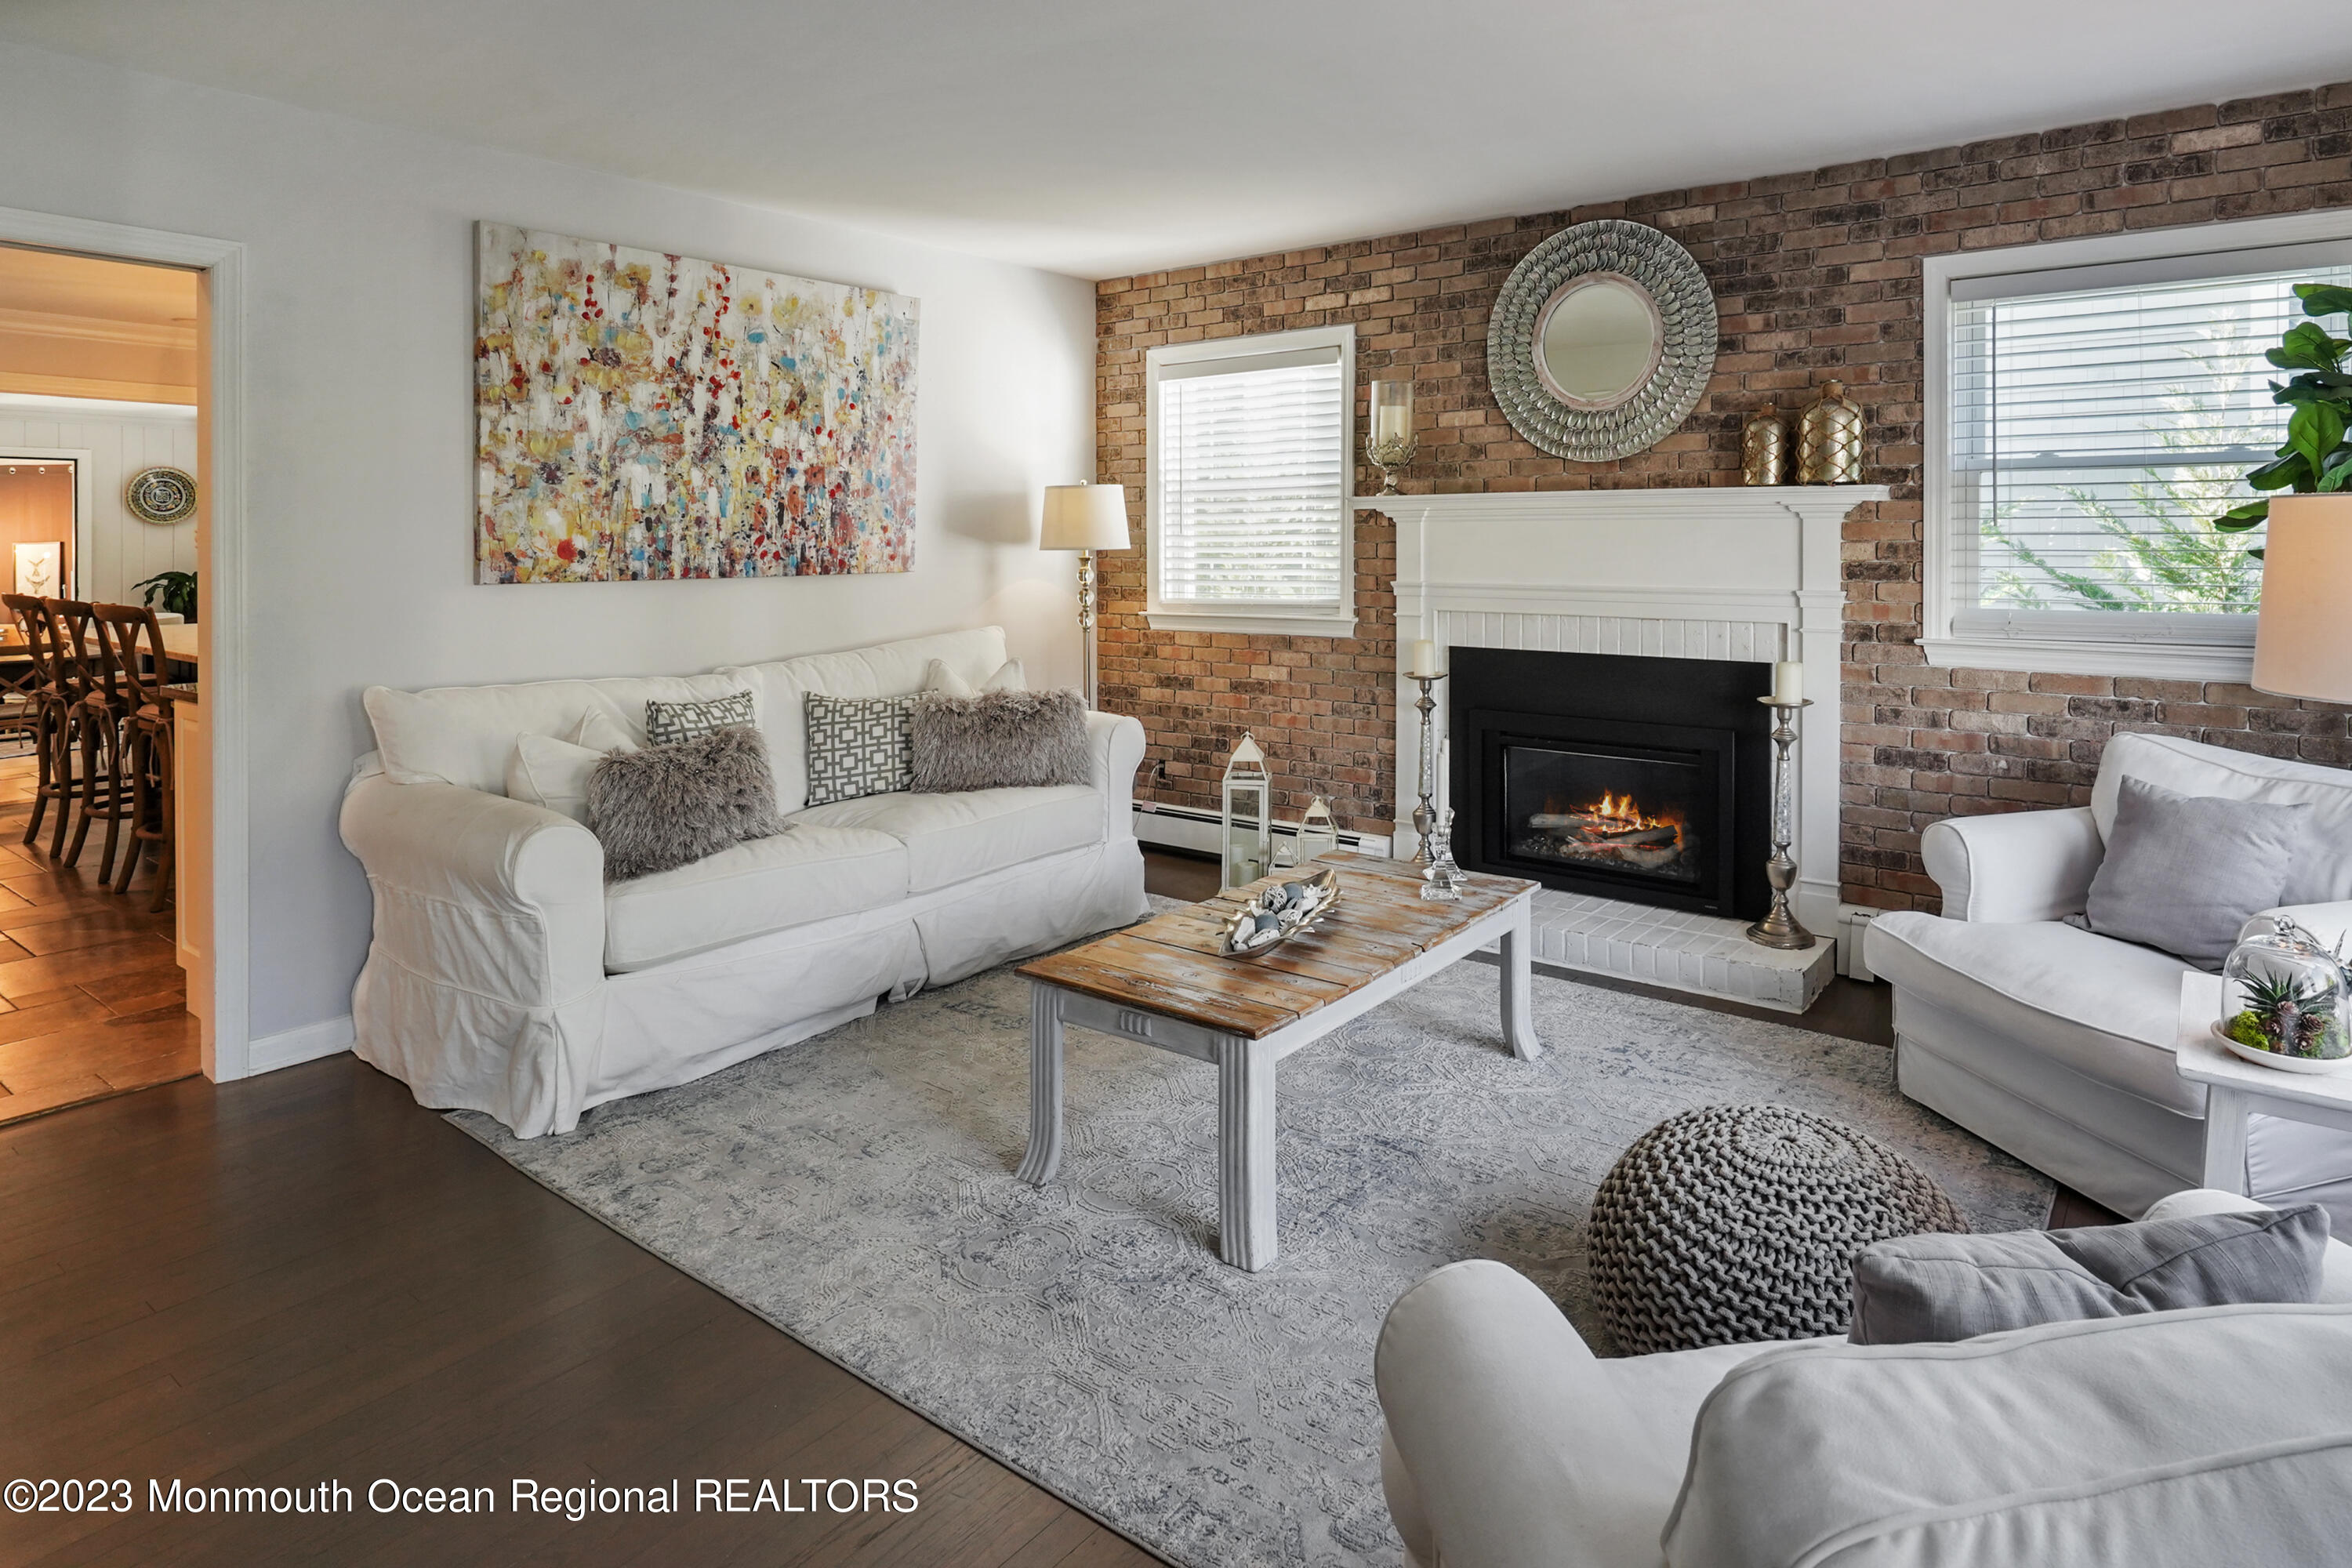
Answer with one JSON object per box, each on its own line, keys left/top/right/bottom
{"left": 1534, "top": 274, "right": 1664, "bottom": 409}
{"left": 1489, "top": 220, "right": 1717, "bottom": 462}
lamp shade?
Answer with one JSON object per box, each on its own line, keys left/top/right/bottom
{"left": 1040, "top": 483, "right": 1131, "bottom": 551}
{"left": 2253, "top": 495, "right": 2352, "bottom": 703}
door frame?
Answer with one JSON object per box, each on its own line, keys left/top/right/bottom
{"left": 0, "top": 206, "right": 249, "bottom": 1080}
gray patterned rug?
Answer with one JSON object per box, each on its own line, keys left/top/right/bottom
{"left": 451, "top": 933, "right": 2049, "bottom": 1568}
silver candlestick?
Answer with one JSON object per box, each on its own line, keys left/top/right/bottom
{"left": 1747, "top": 696, "right": 1817, "bottom": 950}
{"left": 1410, "top": 671, "right": 1446, "bottom": 864}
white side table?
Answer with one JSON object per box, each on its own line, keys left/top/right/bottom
{"left": 2174, "top": 971, "right": 2352, "bottom": 1193}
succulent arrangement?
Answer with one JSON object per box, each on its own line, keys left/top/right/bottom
{"left": 2225, "top": 967, "right": 2345, "bottom": 1059}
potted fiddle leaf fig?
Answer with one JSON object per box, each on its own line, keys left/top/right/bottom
{"left": 2215, "top": 282, "right": 2352, "bottom": 557}
{"left": 131, "top": 568, "right": 197, "bottom": 623}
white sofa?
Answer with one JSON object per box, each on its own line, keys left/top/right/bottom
{"left": 1864, "top": 731, "right": 2352, "bottom": 1225}
{"left": 339, "top": 626, "right": 1148, "bottom": 1137}
{"left": 1375, "top": 1189, "right": 2352, "bottom": 1568}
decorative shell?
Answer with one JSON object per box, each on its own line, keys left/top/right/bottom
{"left": 125, "top": 466, "right": 198, "bottom": 524}
{"left": 1218, "top": 868, "right": 1341, "bottom": 957}
{"left": 1487, "top": 220, "right": 1718, "bottom": 463}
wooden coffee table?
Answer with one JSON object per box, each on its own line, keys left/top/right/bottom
{"left": 1014, "top": 856, "right": 1541, "bottom": 1271}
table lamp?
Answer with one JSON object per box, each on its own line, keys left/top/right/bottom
{"left": 1040, "top": 483, "right": 1131, "bottom": 707}
{"left": 2252, "top": 497, "right": 2352, "bottom": 703}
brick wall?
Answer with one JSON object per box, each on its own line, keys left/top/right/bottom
{"left": 1095, "top": 82, "right": 2352, "bottom": 910}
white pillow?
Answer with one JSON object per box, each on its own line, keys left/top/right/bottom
{"left": 923, "top": 656, "right": 1026, "bottom": 697}
{"left": 505, "top": 712, "right": 637, "bottom": 823}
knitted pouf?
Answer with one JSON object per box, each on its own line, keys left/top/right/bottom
{"left": 1588, "top": 1103, "right": 1968, "bottom": 1355}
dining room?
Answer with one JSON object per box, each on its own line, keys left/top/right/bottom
{"left": 0, "top": 242, "right": 204, "bottom": 1127}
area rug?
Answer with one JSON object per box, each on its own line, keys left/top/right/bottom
{"left": 451, "top": 934, "right": 2049, "bottom": 1568}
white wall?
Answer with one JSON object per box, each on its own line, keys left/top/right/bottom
{"left": 0, "top": 394, "right": 200, "bottom": 604}
{"left": 0, "top": 44, "right": 1098, "bottom": 1043}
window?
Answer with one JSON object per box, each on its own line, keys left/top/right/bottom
{"left": 1145, "top": 325, "right": 1355, "bottom": 637}
{"left": 1924, "top": 216, "right": 2352, "bottom": 678}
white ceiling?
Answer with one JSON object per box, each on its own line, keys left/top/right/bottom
{"left": 7, "top": 1, "right": 2350, "bottom": 280}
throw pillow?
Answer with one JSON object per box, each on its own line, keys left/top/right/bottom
{"left": 804, "top": 693, "right": 914, "bottom": 806}
{"left": 910, "top": 688, "right": 1091, "bottom": 793}
{"left": 2078, "top": 775, "right": 2310, "bottom": 968}
{"left": 644, "top": 688, "right": 755, "bottom": 747}
{"left": 1849, "top": 1203, "right": 2328, "bottom": 1345}
{"left": 923, "top": 656, "right": 1027, "bottom": 698}
{"left": 586, "top": 725, "right": 789, "bottom": 880}
{"left": 503, "top": 713, "right": 640, "bottom": 823}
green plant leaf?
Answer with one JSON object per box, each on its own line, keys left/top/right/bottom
{"left": 2214, "top": 499, "right": 2271, "bottom": 531}
{"left": 2248, "top": 452, "right": 2311, "bottom": 491}
{"left": 2289, "top": 400, "right": 2348, "bottom": 485}
{"left": 2269, "top": 321, "right": 2350, "bottom": 373}
{"left": 2322, "top": 449, "right": 2352, "bottom": 494}
{"left": 2298, "top": 282, "right": 2352, "bottom": 320}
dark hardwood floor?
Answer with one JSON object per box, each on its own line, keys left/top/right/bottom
{"left": 1, "top": 846, "right": 2115, "bottom": 1566}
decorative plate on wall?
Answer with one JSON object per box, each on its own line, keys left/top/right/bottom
{"left": 1487, "top": 220, "right": 1718, "bottom": 462}
{"left": 125, "top": 466, "right": 198, "bottom": 525}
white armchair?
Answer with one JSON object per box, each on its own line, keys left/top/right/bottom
{"left": 1867, "top": 731, "right": 2352, "bottom": 1225}
{"left": 1376, "top": 1190, "right": 2352, "bottom": 1568}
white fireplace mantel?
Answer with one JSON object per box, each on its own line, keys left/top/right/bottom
{"left": 1376, "top": 485, "right": 1890, "bottom": 960}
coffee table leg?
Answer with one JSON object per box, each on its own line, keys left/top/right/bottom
{"left": 2201, "top": 1083, "right": 2250, "bottom": 1194}
{"left": 1015, "top": 982, "right": 1064, "bottom": 1186}
{"left": 1500, "top": 898, "right": 1542, "bottom": 1061}
{"left": 1218, "top": 1033, "right": 1277, "bottom": 1271}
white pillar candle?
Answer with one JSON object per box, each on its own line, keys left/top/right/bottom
{"left": 1408, "top": 640, "right": 1439, "bottom": 679}
{"left": 1771, "top": 660, "right": 1803, "bottom": 706}
{"left": 1375, "top": 403, "right": 1410, "bottom": 445}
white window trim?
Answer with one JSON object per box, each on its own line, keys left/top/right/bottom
{"left": 1922, "top": 210, "right": 2352, "bottom": 681}
{"left": 1145, "top": 324, "right": 1356, "bottom": 638}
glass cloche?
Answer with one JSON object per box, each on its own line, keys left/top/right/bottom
{"left": 2218, "top": 916, "right": 2351, "bottom": 1067}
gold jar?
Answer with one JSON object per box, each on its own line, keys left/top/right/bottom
{"left": 1740, "top": 405, "right": 1787, "bottom": 485}
{"left": 1796, "top": 379, "right": 1864, "bottom": 485}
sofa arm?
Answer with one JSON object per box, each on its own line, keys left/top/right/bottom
{"left": 1375, "top": 1260, "right": 1681, "bottom": 1568}
{"left": 1087, "top": 709, "right": 1146, "bottom": 840}
{"left": 1919, "top": 806, "right": 2103, "bottom": 923}
{"left": 339, "top": 772, "right": 607, "bottom": 1011}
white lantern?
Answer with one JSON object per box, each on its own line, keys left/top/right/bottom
{"left": 1297, "top": 796, "right": 1339, "bottom": 864}
{"left": 1221, "top": 732, "right": 1272, "bottom": 891}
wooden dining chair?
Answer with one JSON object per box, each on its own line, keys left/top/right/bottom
{"left": 92, "top": 603, "right": 194, "bottom": 910}
{"left": 3, "top": 593, "right": 82, "bottom": 857}
{"left": 44, "top": 597, "right": 137, "bottom": 880}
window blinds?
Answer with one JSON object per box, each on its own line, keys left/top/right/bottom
{"left": 1154, "top": 348, "right": 1347, "bottom": 607}
{"left": 1950, "top": 260, "right": 2352, "bottom": 622}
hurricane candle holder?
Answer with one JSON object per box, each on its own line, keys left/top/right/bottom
{"left": 1367, "top": 377, "right": 1416, "bottom": 495}
{"left": 1747, "top": 695, "right": 1816, "bottom": 950}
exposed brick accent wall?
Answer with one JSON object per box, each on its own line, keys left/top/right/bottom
{"left": 1096, "top": 82, "right": 2352, "bottom": 909}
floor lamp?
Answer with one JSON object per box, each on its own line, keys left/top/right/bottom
{"left": 1040, "top": 484, "right": 1132, "bottom": 708}
{"left": 2252, "top": 497, "right": 2352, "bottom": 705}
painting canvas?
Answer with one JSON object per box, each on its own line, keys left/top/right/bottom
{"left": 475, "top": 223, "right": 916, "bottom": 583}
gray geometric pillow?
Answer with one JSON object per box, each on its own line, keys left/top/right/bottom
{"left": 804, "top": 694, "right": 914, "bottom": 807}
{"left": 1849, "top": 1203, "right": 2329, "bottom": 1345}
{"left": 644, "top": 688, "right": 755, "bottom": 747}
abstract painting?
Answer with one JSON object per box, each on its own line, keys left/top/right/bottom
{"left": 475, "top": 223, "right": 916, "bottom": 583}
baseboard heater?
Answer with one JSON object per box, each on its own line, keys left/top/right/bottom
{"left": 1131, "top": 802, "right": 1396, "bottom": 862}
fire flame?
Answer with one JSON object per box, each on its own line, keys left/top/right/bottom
{"left": 1593, "top": 791, "right": 1665, "bottom": 829}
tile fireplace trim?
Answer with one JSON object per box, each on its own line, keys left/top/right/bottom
{"left": 1381, "top": 485, "right": 1889, "bottom": 959}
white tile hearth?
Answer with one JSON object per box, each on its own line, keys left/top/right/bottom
{"left": 1523, "top": 888, "right": 1835, "bottom": 1013}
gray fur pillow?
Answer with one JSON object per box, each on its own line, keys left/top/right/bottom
{"left": 586, "top": 724, "right": 789, "bottom": 881}
{"left": 910, "top": 689, "right": 1091, "bottom": 793}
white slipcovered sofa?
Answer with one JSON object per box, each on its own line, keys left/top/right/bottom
{"left": 339, "top": 626, "right": 1148, "bottom": 1137}
{"left": 1375, "top": 1189, "right": 2352, "bottom": 1568}
{"left": 1865, "top": 731, "right": 2352, "bottom": 1225}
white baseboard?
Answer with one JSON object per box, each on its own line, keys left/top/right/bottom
{"left": 1132, "top": 803, "right": 1394, "bottom": 862}
{"left": 249, "top": 1014, "right": 355, "bottom": 1074}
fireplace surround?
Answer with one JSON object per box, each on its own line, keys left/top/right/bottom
{"left": 1451, "top": 647, "right": 1770, "bottom": 919}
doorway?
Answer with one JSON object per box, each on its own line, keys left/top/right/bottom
{"left": 0, "top": 243, "right": 204, "bottom": 1125}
